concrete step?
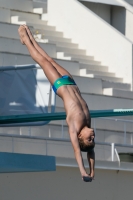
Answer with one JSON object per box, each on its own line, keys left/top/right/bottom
{"left": 0, "top": 8, "right": 10, "bottom": 23}
{"left": 56, "top": 92, "right": 133, "bottom": 111}
{"left": 0, "top": 53, "right": 130, "bottom": 94}
{"left": 57, "top": 52, "right": 75, "bottom": 60}
{"left": 75, "top": 58, "right": 101, "bottom": 65}
{"left": 0, "top": 54, "right": 104, "bottom": 94}
{"left": 33, "top": 1, "right": 47, "bottom": 14}
{"left": 30, "top": 28, "right": 64, "bottom": 38}
{"left": 73, "top": 56, "right": 95, "bottom": 62}
{"left": 33, "top": 1, "right": 47, "bottom": 9}
{"left": 33, "top": 8, "right": 46, "bottom": 14}
{"left": 0, "top": 53, "right": 80, "bottom": 75}
{"left": 103, "top": 88, "right": 133, "bottom": 99}
{"left": 0, "top": 53, "right": 35, "bottom": 66}
{"left": 0, "top": 22, "right": 23, "bottom": 40}
{"left": 102, "top": 80, "right": 131, "bottom": 91}
{"left": 11, "top": 10, "right": 40, "bottom": 21}
{"left": 42, "top": 36, "right": 72, "bottom": 43}
{"left": 41, "top": 13, "right": 49, "bottom": 21}
{"left": 0, "top": 0, "right": 33, "bottom": 12}
{"left": 74, "top": 76, "right": 103, "bottom": 94}
{"left": 56, "top": 46, "right": 86, "bottom": 56}
{"left": 36, "top": 39, "right": 75, "bottom": 49}
{"left": 11, "top": 16, "right": 55, "bottom": 31}
{"left": 54, "top": 59, "right": 80, "bottom": 76}
{"left": 25, "top": 23, "right": 55, "bottom": 31}
{"left": 80, "top": 69, "right": 115, "bottom": 77}
{"left": 57, "top": 52, "right": 94, "bottom": 61}
{"left": 64, "top": 53, "right": 94, "bottom": 61}
{"left": 0, "top": 37, "right": 56, "bottom": 58}
{"left": 11, "top": 16, "right": 47, "bottom": 25}
{"left": 57, "top": 54, "right": 101, "bottom": 65}
{"left": 80, "top": 63, "right": 109, "bottom": 72}
{"left": 0, "top": 22, "right": 63, "bottom": 40}
{"left": 83, "top": 74, "right": 123, "bottom": 82}
{"left": 47, "top": 40, "right": 79, "bottom": 49}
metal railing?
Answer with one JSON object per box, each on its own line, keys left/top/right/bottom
{"left": 92, "top": 117, "right": 133, "bottom": 145}
{"left": 0, "top": 116, "right": 133, "bottom": 163}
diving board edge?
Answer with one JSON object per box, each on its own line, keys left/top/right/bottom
{"left": 0, "top": 109, "right": 133, "bottom": 124}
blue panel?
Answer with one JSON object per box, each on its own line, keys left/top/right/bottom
{"left": 0, "top": 152, "right": 56, "bottom": 173}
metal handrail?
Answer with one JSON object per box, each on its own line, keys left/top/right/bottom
{"left": 97, "top": 117, "right": 133, "bottom": 124}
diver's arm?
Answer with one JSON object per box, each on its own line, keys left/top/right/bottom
{"left": 87, "top": 150, "right": 95, "bottom": 179}
{"left": 69, "top": 129, "right": 91, "bottom": 182}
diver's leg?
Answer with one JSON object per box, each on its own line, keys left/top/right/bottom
{"left": 23, "top": 25, "right": 73, "bottom": 79}
{"left": 18, "top": 25, "right": 61, "bottom": 85}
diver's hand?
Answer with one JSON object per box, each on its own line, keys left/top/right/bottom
{"left": 82, "top": 174, "right": 92, "bottom": 182}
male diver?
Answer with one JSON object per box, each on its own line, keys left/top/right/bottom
{"left": 18, "top": 25, "right": 95, "bottom": 182}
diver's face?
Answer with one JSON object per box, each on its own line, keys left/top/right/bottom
{"left": 79, "top": 128, "right": 95, "bottom": 145}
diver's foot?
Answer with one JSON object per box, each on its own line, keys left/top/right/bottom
{"left": 18, "top": 25, "right": 30, "bottom": 45}
{"left": 22, "top": 24, "right": 35, "bottom": 43}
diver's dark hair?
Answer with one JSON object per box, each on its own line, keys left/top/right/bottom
{"left": 78, "top": 137, "right": 95, "bottom": 152}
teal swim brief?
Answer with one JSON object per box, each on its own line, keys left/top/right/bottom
{"left": 52, "top": 75, "right": 76, "bottom": 94}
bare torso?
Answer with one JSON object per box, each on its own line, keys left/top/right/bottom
{"left": 57, "top": 85, "right": 91, "bottom": 134}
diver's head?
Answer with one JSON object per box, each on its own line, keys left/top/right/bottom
{"left": 78, "top": 127, "right": 95, "bottom": 152}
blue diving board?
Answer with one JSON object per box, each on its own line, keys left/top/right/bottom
{"left": 0, "top": 109, "right": 133, "bottom": 124}
{"left": 0, "top": 152, "right": 56, "bottom": 173}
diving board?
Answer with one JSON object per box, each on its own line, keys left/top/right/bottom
{"left": 0, "top": 152, "right": 56, "bottom": 173}
{"left": 0, "top": 109, "right": 133, "bottom": 124}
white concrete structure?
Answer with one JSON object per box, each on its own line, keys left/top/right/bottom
{"left": 79, "top": 0, "right": 122, "bottom": 6}
{"left": 47, "top": 0, "right": 133, "bottom": 88}
{"left": 125, "top": 0, "right": 133, "bottom": 5}
{"left": 80, "top": 0, "right": 133, "bottom": 44}
{"left": 0, "top": 1, "right": 133, "bottom": 198}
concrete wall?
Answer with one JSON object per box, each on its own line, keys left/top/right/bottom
{"left": 80, "top": 0, "right": 133, "bottom": 58}
{"left": 125, "top": 9, "right": 133, "bottom": 42}
{"left": 79, "top": 0, "right": 122, "bottom": 6}
{"left": 115, "top": 0, "right": 133, "bottom": 43}
{"left": 80, "top": 1, "right": 111, "bottom": 23}
{"left": 125, "top": 0, "right": 133, "bottom": 5}
{"left": 81, "top": 1, "right": 126, "bottom": 35}
{"left": 112, "top": 6, "right": 126, "bottom": 35}
{"left": 0, "top": 166, "right": 133, "bottom": 200}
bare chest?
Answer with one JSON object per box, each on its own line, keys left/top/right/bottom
{"left": 66, "top": 104, "right": 87, "bottom": 132}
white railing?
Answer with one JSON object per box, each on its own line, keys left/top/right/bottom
{"left": 92, "top": 117, "right": 133, "bottom": 145}
{"left": 0, "top": 116, "right": 133, "bottom": 163}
